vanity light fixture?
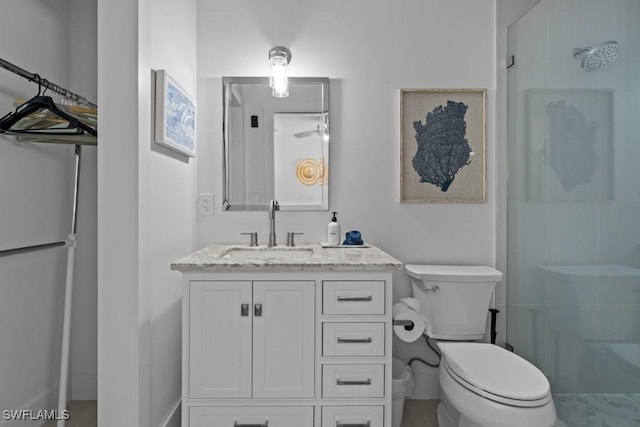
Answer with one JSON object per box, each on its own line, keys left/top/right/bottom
{"left": 269, "top": 46, "right": 291, "bottom": 98}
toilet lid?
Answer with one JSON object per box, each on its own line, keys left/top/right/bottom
{"left": 443, "top": 343, "right": 551, "bottom": 406}
{"left": 405, "top": 264, "right": 503, "bottom": 282}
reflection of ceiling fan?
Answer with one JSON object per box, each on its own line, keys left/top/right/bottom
{"left": 294, "top": 124, "right": 327, "bottom": 138}
{"left": 294, "top": 129, "right": 318, "bottom": 138}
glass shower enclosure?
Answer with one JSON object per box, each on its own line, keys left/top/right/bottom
{"left": 507, "top": 0, "right": 640, "bottom": 425}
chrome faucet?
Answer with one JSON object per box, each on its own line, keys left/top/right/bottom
{"left": 268, "top": 199, "right": 280, "bottom": 247}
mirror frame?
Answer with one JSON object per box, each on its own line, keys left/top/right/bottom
{"left": 222, "top": 76, "right": 330, "bottom": 211}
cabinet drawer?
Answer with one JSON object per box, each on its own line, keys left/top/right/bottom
{"left": 323, "top": 281, "right": 385, "bottom": 315}
{"left": 190, "top": 406, "right": 313, "bottom": 427}
{"left": 322, "top": 364, "right": 385, "bottom": 398}
{"left": 323, "top": 322, "right": 385, "bottom": 356}
{"left": 322, "top": 406, "right": 384, "bottom": 427}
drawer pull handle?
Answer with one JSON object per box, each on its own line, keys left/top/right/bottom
{"left": 337, "top": 337, "right": 372, "bottom": 344}
{"left": 336, "top": 378, "right": 371, "bottom": 386}
{"left": 234, "top": 422, "right": 268, "bottom": 427}
{"left": 336, "top": 422, "right": 370, "bottom": 427}
{"left": 337, "top": 296, "right": 372, "bottom": 302}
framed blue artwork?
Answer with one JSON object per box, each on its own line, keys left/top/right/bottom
{"left": 400, "top": 88, "right": 486, "bottom": 203}
{"left": 154, "top": 69, "right": 196, "bottom": 157}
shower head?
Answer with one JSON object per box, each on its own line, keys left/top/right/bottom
{"left": 572, "top": 41, "right": 619, "bottom": 72}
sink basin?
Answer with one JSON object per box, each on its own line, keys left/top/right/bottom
{"left": 222, "top": 248, "right": 313, "bottom": 260}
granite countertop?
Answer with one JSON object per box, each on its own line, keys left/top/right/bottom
{"left": 171, "top": 244, "right": 403, "bottom": 272}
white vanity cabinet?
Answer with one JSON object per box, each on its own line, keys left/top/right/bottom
{"left": 173, "top": 244, "right": 401, "bottom": 427}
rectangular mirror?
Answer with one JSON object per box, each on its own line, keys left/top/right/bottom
{"left": 223, "top": 77, "right": 329, "bottom": 211}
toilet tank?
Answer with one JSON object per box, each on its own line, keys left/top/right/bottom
{"left": 405, "top": 265, "right": 503, "bottom": 340}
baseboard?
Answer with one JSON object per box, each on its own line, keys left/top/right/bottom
{"left": 71, "top": 373, "right": 97, "bottom": 400}
{"left": 0, "top": 384, "right": 58, "bottom": 427}
{"left": 161, "top": 399, "right": 181, "bottom": 427}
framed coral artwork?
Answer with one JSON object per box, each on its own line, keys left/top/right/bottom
{"left": 400, "top": 88, "right": 486, "bottom": 203}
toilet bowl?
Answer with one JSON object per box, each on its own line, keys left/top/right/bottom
{"left": 437, "top": 342, "right": 555, "bottom": 427}
{"left": 405, "top": 265, "right": 556, "bottom": 427}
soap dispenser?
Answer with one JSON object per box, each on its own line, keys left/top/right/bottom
{"left": 328, "top": 212, "right": 341, "bottom": 245}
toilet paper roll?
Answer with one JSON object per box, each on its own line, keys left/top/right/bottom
{"left": 392, "top": 302, "right": 425, "bottom": 342}
{"left": 399, "top": 297, "right": 421, "bottom": 313}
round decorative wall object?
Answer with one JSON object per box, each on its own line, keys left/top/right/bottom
{"left": 296, "top": 158, "right": 326, "bottom": 186}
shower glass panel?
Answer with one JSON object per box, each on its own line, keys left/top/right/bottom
{"left": 507, "top": 0, "right": 640, "bottom": 425}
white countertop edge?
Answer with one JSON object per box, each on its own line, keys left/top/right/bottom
{"left": 171, "top": 243, "right": 403, "bottom": 272}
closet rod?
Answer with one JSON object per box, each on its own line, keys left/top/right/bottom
{"left": 0, "top": 58, "right": 96, "bottom": 109}
{"left": 0, "top": 240, "right": 67, "bottom": 257}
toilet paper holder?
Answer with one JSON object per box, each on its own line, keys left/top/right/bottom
{"left": 393, "top": 319, "right": 415, "bottom": 330}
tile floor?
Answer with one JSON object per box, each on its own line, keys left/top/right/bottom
{"left": 401, "top": 399, "right": 438, "bottom": 427}
{"left": 41, "top": 401, "right": 97, "bottom": 427}
{"left": 554, "top": 393, "right": 640, "bottom": 427}
{"left": 403, "top": 395, "right": 640, "bottom": 427}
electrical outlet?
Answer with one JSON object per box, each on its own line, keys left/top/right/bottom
{"left": 198, "top": 193, "right": 214, "bottom": 216}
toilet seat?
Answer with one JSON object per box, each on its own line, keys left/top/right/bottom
{"left": 442, "top": 343, "right": 551, "bottom": 407}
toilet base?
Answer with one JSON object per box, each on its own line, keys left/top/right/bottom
{"left": 438, "top": 362, "right": 556, "bottom": 427}
{"left": 437, "top": 390, "right": 483, "bottom": 427}
{"left": 436, "top": 394, "right": 456, "bottom": 427}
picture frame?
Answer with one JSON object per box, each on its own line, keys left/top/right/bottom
{"left": 525, "top": 89, "right": 613, "bottom": 202}
{"left": 154, "top": 69, "right": 196, "bottom": 157}
{"left": 400, "top": 88, "right": 486, "bottom": 203}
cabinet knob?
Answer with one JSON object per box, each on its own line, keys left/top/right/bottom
{"left": 254, "top": 303, "right": 262, "bottom": 317}
{"left": 240, "top": 303, "right": 249, "bottom": 317}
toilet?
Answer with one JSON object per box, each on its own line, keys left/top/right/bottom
{"left": 405, "top": 264, "right": 556, "bottom": 427}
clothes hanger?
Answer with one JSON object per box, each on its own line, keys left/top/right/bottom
{"left": 0, "top": 96, "right": 97, "bottom": 136}
{"left": 0, "top": 75, "right": 96, "bottom": 137}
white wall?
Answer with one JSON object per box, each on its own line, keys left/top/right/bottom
{"left": 98, "top": 0, "right": 196, "bottom": 425}
{"left": 68, "top": 0, "right": 98, "bottom": 401}
{"left": 97, "top": 0, "right": 141, "bottom": 423}
{"left": 0, "top": 0, "right": 97, "bottom": 422}
{"left": 197, "top": 0, "right": 497, "bottom": 398}
{"left": 144, "top": 0, "right": 197, "bottom": 424}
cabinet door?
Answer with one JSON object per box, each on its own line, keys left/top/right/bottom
{"left": 190, "top": 281, "right": 252, "bottom": 398}
{"left": 252, "top": 281, "right": 315, "bottom": 398}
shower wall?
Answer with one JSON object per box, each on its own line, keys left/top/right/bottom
{"left": 507, "top": 0, "right": 640, "bottom": 396}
